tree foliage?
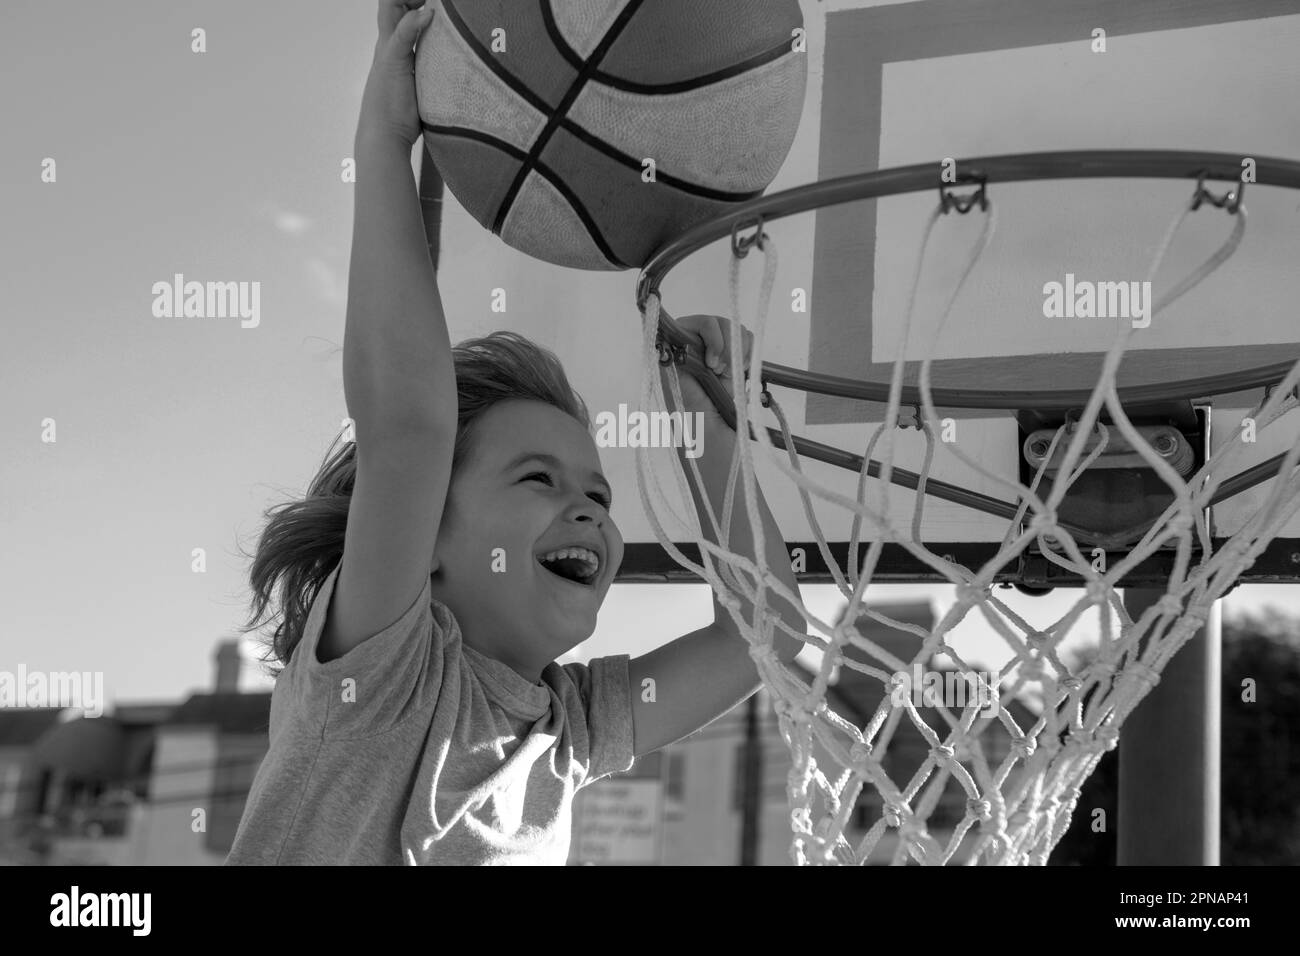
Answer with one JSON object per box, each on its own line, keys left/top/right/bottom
{"left": 1050, "top": 605, "right": 1300, "bottom": 865}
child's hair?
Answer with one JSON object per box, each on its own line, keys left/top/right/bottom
{"left": 238, "top": 331, "right": 592, "bottom": 677}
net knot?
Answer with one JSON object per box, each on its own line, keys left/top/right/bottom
{"left": 956, "top": 582, "right": 989, "bottom": 606}
{"left": 1085, "top": 580, "right": 1110, "bottom": 604}
{"left": 849, "top": 741, "right": 874, "bottom": 765}
{"left": 1011, "top": 735, "right": 1036, "bottom": 758}
{"left": 1096, "top": 725, "right": 1120, "bottom": 751}
{"left": 749, "top": 644, "right": 780, "bottom": 669}
{"left": 1065, "top": 729, "right": 1094, "bottom": 752}
{"left": 930, "top": 744, "right": 956, "bottom": 762}
{"left": 883, "top": 804, "right": 904, "bottom": 828}
{"left": 1125, "top": 663, "right": 1161, "bottom": 693}
{"left": 1030, "top": 511, "right": 1058, "bottom": 534}
{"left": 966, "top": 798, "right": 993, "bottom": 822}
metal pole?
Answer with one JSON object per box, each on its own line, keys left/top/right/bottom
{"left": 1118, "top": 590, "right": 1221, "bottom": 865}
{"left": 739, "top": 693, "right": 763, "bottom": 865}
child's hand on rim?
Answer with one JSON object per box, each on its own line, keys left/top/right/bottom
{"left": 357, "top": 0, "right": 436, "bottom": 147}
{"left": 661, "top": 314, "right": 755, "bottom": 426}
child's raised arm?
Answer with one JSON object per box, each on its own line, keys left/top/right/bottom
{"left": 320, "top": 0, "right": 452, "bottom": 664}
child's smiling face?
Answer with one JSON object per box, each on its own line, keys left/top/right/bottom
{"left": 430, "top": 399, "right": 624, "bottom": 676}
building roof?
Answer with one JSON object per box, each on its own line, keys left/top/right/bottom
{"left": 29, "top": 716, "right": 130, "bottom": 780}
{"left": 0, "top": 708, "right": 65, "bottom": 748}
{"left": 163, "top": 692, "right": 271, "bottom": 735}
{"left": 7, "top": 693, "right": 271, "bottom": 784}
{"left": 112, "top": 702, "right": 180, "bottom": 726}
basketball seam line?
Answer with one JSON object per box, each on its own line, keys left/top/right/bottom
{"left": 435, "top": 0, "right": 772, "bottom": 265}
{"left": 588, "top": 41, "right": 800, "bottom": 96}
{"left": 489, "top": 0, "right": 650, "bottom": 262}
{"left": 547, "top": 120, "right": 766, "bottom": 201}
{"left": 539, "top": 7, "right": 799, "bottom": 98}
{"left": 422, "top": 123, "right": 626, "bottom": 268}
{"left": 541, "top": 0, "right": 600, "bottom": 74}
{"left": 439, "top": 0, "right": 556, "bottom": 124}
{"left": 438, "top": 0, "right": 629, "bottom": 267}
{"left": 424, "top": 118, "right": 761, "bottom": 203}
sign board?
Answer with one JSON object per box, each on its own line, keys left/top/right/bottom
{"left": 571, "top": 779, "right": 663, "bottom": 865}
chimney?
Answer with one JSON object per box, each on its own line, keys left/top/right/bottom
{"left": 214, "top": 640, "right": 243, "bottom": 693}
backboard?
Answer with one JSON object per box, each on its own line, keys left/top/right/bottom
{"left": 430, "top": 0, "right": 1300, "bottom": 585}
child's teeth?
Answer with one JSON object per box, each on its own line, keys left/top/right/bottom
{"left": 540, "top": 547, "right": 599, "bottom": 570}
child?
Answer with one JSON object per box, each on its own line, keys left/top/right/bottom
{"left": 226, "top": 0, "right": 805, "bottom": 865}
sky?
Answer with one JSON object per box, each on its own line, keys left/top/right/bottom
{"left": 3, "top": 0, "right": 1300, "bottom": 710}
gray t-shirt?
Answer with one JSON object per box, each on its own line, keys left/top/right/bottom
{"left": 225, "top": 563, "right": 635, "bottom": 865}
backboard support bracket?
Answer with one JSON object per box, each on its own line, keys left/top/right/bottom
{"left": 1017, "top": 405, "right": 1211, "bottom": 554}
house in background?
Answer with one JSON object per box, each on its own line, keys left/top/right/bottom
{"left": 0, "top": 642, "right": 269, "bottom": 865}
{"left": 1, "top": 600, "right": 1038, "bottom": 865}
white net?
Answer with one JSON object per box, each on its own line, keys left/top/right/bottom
{"left": 635, "top": 190, "right": 1300, "bottom": 865}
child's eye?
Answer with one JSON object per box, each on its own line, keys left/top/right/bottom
{"left": 525, "top": 471, "right": 611, "bottom": 509}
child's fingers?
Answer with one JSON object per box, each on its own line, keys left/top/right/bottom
{"left": 378, "top": 0, "right": 423, "bottom": 36}
{"left": 400, "top": 4, "right": 436, "bottom": 49}
{"left": 672, "top": 314, "right": 738, "bottom": 377}
{"left": 374, "top": 5, "right": 435, "bottom": 70}
{"left": 699, "top": 317, "right": 728, "bottom": 376}
{"left": 376, "top": 2, "right": 432, "bottom": 65}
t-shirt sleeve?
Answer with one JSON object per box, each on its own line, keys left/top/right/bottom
{"left": 282, "top": 562, "right": 443, "bottom": 740}
{"left": 562, "top": 655, "right": 636, "bottom": 786}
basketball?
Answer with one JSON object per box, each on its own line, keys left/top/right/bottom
{"left": 413, "top": 0, "right": 807, "bottom": 271}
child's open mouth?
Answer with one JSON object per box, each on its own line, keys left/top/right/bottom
{"left": 536, "top": 547, "right": 601, "bottom": 587}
